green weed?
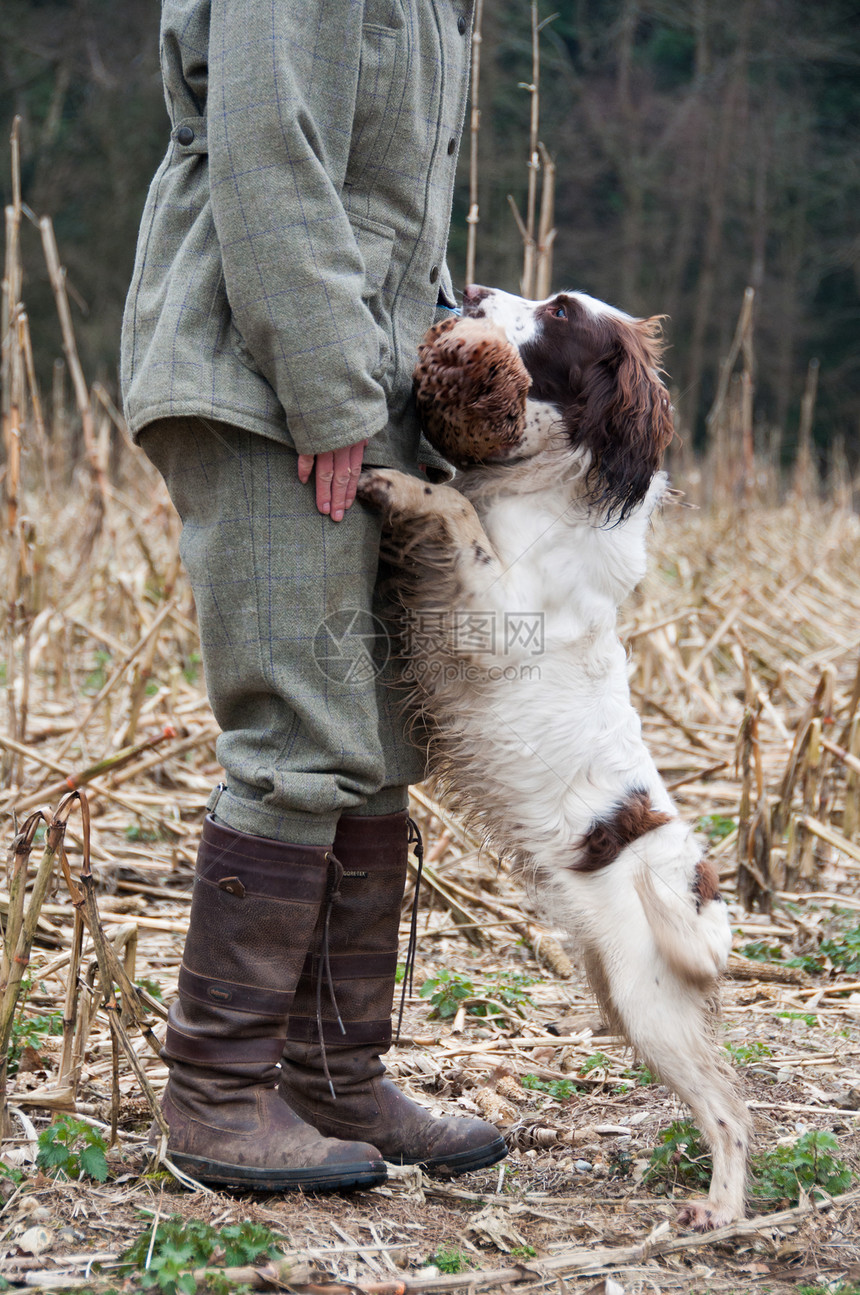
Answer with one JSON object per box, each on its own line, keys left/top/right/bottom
{"left": 429, "top": 1248, "right": 472, "bottom": 1274}
{"left": 752, "top": 1130, "right": 851, "bottom": 1205}
{"left": 121, "top": 1215, "right": 282, "bottom": 1294}
{"left": 83, "top": 649, "right": 111, "bottom": 694}
{"left": 419, "top": 969, "right": 533, "bottom": 1021}
{"left": 419, "top": 969, "right": 474, "bottom": 1018}
{"left": 725, "top": 1039, "right": 773, "bottom": 1066}
{"left": 135, "top": 977, "right": 163, "bottom": 1001}
{"left": 182, "top": 651, "right": 202, "bottom": 684}
{"left": 124, "top": 825, "right": 162, "bottom": 843}
{"left": 743, "top": 914, "right": 860, "bottom": 979}
{"left": 785, "top": 951, "right": 831, "bottom": 975}
{"left": 818, "top": 924, "right": 860, "bottom": 976}
{"left": 521, "top": 1073, "right": 576, "bottom": 1100}
{"left": 8, "top": 1005, "right": 63, "bottom": 1076}
{"left": 580, "top": 1051, "right": 612, "bottom": 1075}
{"left": 797, "top": 1285, "right": 860, "bottom": 1295}
{"left": 740, "top": 940, "right": 785, "bottom": 962}
{"left": 645, "top": 1119, "right": 712, "bottom": 1191}
{"left": 697, "top": 814, "right": 736, "bottom": 841}
{"left": 609, "top": 1147, "right": 633, "bottom": 1178}
{"left": 476, "top": 971, "right": 534, "bottom": 1017}
{"left": 776, "top": 1011, "right": 818, "bottom": 1027}
{"left": 36, "top": 1117, "right": 109, "bottom": 1182}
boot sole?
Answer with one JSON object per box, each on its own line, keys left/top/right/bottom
{"left": 393, "top": 1134, "right": 508, "bottom": 1177}
{"left": 168, "top": 1150, "right": 387, "bottom": 1193}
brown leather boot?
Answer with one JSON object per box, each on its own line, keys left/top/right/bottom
{"left": 158, "top": 816, "right": 386, "bottom": 1191}
{"left": 278, "top": 811, "right": 507, "bottom": 1177}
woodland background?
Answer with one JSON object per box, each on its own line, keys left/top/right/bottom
{"left": 0, "top": 0, "right": 859, "bottom": 467}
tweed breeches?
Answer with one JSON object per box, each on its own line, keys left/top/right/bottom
{"left": 140, "top": 418, "right": 426, "bottom": 844}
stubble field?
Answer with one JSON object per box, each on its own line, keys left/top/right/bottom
{"left": 2, "top": 430, "right": 860, "bottom": 1293}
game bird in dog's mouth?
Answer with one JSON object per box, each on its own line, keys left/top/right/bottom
{"left": 357, "top": 285, "right": 751, "bottom": 1230}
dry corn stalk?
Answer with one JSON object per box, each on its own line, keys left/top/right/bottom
{"left": 474, "top": 1086, "right": 518, "bottom": 1124}
{"left": 57, "top": 792, "right": 167, "bottom": 1141}
{"left": 465, "top": 0, "right": 484, "bottom": 285}
{"left": 785, "top": 717, "right": 826, "bottom": 885}
{"left": 1, "top": 805, "right": 64, "bottom": 1134}
{"left": 525, "top": 926, "right": 573, "bottom": 979}
{"left": 735, "top": 634, "right": 769, "bottom": 912}
{"left": 773, "top": 666, "right": 835, "bottom": 837}
{"left": 495, "top": 1073, "right": 527, "bottom": 1103}
{"left": 507, "top": 3, "right": 556, "bottom": 299}
{"left": 843, "top": 717, "right": 860, "bottom": 841}
{"left": 727, "top": 952, "right": 812, "bottom": 986}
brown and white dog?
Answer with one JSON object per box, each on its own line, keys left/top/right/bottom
{"left": 357, "top": 286, "right": 750, "bottom": 1229}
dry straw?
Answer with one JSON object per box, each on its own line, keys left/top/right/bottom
{"left": 2, "top": 107, "right": 860, "bottom": 1290}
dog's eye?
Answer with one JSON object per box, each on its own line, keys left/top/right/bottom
{"left": 553, "top": 304, "right": 567, "bottom": 319}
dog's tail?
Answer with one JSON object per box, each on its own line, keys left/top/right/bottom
{"left": 634, "top": 865, "right": 731, "bottom": 988}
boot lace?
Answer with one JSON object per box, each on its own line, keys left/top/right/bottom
{"left": 317, "top": 851, "right": 347, "bottom": 1099}
{"left": 396, "top": 816, "right": 424, "bottom": 1043}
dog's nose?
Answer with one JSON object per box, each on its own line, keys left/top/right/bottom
{"left": 462, "top": 284, "right": 490, "bottom": 315}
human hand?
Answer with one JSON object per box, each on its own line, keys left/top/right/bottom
{"left": 297, "top": 440, "right": 368, "bottom": 520}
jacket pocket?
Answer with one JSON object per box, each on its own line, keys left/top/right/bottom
{"left": 349, "top": 213, "right": 395, "bottom": 387}
{"left": 345, "top": 19, "right": 405, "bottom": 189}
{"left": 350, "top": 214, "right": 395, "bottom": 297}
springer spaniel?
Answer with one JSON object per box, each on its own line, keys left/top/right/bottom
{"left": 357, "top": 286, "right": 750, "bottom": 1230}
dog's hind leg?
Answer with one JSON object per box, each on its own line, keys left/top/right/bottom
{"left": 635, "top": 1009, "right": 749, "bottom": 1230}
{"left": 584, "top": 943, "right": 750, "bottom": 1230}
{"left": 671, "top": 1054, "right": 751, "bottom": 1231}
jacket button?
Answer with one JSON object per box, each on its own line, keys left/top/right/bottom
{"left": 457, "top": 15, "right": 467, "bottom": 34}
{"left": 447, "top": 137, "right": 457, "bottom": 155}
{"left": 176, "top": 126, "right": 194, "bottom": 146}
{"left": 429, "top": 265, "right": 440, "bottom": 284}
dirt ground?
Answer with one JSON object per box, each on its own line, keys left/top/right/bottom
{"left": 3, "top": 474, "right": 860, "bottom": 1292}
{"left": 4, "top": 793, "right": 860, "bottom": 1293}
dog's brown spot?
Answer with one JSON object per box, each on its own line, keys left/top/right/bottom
{"left": 573, "top": 788, "right": 672, "bottom": 872}
{"left": 693, "top": 857, "right": 721, "bottom": 907}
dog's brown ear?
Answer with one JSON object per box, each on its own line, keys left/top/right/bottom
{"left": 567, "top": 315, "right": 674, "bottom": 522}
{"left": 414, "top": 317, "right": 531, "bottom": 467}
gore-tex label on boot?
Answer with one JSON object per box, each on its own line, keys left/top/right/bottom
{"left": 341, "top": 870, "right": 369, "bottom": 878}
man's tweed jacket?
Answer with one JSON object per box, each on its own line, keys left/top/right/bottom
{"left": 122, "top": 0, "right": 474, "bottom": 472}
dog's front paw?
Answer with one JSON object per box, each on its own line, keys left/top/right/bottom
{"left": 357, "top": 469, "right": 398, "bottom": 514}
{"left": 676, "top": 1199, "right": 738, "bottom": 1232}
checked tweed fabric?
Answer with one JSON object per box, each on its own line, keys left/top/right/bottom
{"left": 122, "top": 0, "right": 474, "bottom": 474}
{"left": 141, "top": 418, "right": 427, "bottom": 845}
